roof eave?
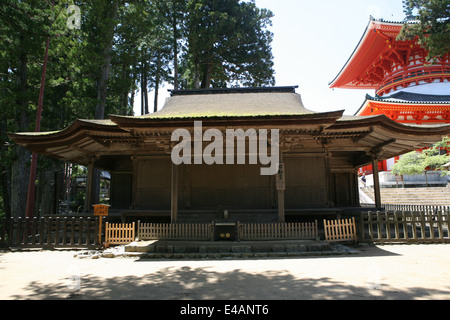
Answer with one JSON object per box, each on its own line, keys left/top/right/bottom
{"left": 8, "top": 119, "right": 122, "bottom": 144}
{"left": 333, "top": 113, "right": 450, "bottom": 136}
{"left": 108, "top": 110, "right": 346, "bottom": 131}
{"left": 329, "top": 19, "right": 407, "bottom": 89}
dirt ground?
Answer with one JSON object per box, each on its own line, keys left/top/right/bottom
{"left": 0, "top": 243, "right": 449, "bottom": 301}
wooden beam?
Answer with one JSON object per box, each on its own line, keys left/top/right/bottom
{"left": 375, "top": 138, "right": 396, "bottom": 150}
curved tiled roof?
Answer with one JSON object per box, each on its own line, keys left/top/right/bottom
{"left": 369, "top": 92, "right": 450, "bottom": 103}
{"left": 8, "top": 86, "right": 450, "bottom": 167}
{"left": 142, "top": 92, "right": 314, "bottom": 119}
{"left": 329, "top": 18, "right": 417, "bottom": 89}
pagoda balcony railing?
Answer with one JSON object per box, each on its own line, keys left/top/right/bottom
{"left": 377, "top": 65, "right": 450, "bottom": 96}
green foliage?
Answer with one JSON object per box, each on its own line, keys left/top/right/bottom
{"left": 391, "top": 151, "right": 427, "bottom": 176}
{"left": 397, "top": 0, "right": 450, "bottom": 58}
{"left": 70, "top": 189, "right": 85, "bottom": 213}
{"left": 391, "top": 137, "right": 450, "bottom": 177}
{"left": 403, "top": 0, "right": 416, "bottom": 21}
{"left": 182, "top": 0, "right": 275, "bottom": 89}
{"left": 421, "top": 136, "right": 450, "bottom": 175}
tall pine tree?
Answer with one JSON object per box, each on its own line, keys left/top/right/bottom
{"left": 398, "top": 0, "right": 450, "bottom": 58}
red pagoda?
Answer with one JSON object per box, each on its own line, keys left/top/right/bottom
{"left": 330, "top": 18, "right": 450, "bottom": 174}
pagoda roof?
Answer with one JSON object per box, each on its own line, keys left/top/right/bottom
{"left": 355, "top": 93, "right": 450, "bottom": 116}
{"left": 8, "top": 86, "right": 450, "bottom": 168}
{"left": 108, "top": 87, "right": 346, "bottom": 133}
{"left": 119, "top": 86, "right": 316, "bottom": 120}
{"left": 372, "top": 92, "right": 450, "bottom": 103}
{"left": 329, "top": 19, "right": 411, "bottom": 90}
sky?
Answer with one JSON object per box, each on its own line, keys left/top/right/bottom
{"left": 134, "top": 0, "right": 407, "bottom": 116}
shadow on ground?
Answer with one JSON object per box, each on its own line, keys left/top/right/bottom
{"left": 11, "top": 262, "right": 448, "bottom": 300}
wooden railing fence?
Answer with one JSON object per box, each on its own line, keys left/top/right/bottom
{"left": 137, "top": 222, "right": 213, "bottom": 241}
{"left": 0, "top": 217, "right": 101, "bottom": 249}
{"left": 238, "top": 221, "right": 318, "bottom": 241}
{"left": 323, "top": 218, "right": 357, "bottom": 243}
{"left": 104, "top": 222, "right": 135, "bottom": 248}
{"left": 5, "top": 210, "right": 446, "bottom": 246}
{"left": 1, "top": 218, "right": 322, "bottom": 248}
{"left": 383, "top": 204, "right": 450, "bottom": 213}
{"left": 365, "top": 211, "right": 450, "bottom": 242}
{"left": 137, "top": 221, "right": 319, "bottom": 241}
{"left": 342, "top": 208, "right": 450, "bottom": 243}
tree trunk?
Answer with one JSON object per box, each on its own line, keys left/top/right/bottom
{"left": 144, "top": 65, "right": 149, "bottom": 114}
{"left": 154, "top": 50, "right": 162, "bottom": 113}
{"left": 201, "top": 62, "right": 213, "bottom": 89}
{"left": 141, "top": 71, "right": 144, "bottom": 116}
{"left": 130, "top": 88, "right": 135, "bottom": 116}
{"left": 93, "top": 1, "right": 119, "bottom": 208}
{"left": 0, "top": 114, "right": 11, "bottom": 219}
{"left": 129, "top": 60, "right": 137, "bottom": 116}
{"left": 94, "top": 1, "right": 119, "bottom": 120}
{"left": 193, "top": 55, "right": 201, "bottom": 89}
{"left": 11, "top": 43, "right": 30, "bottom": 218}
{"left": 172, "top": 16, "right": 179, "bottom": 90}
{"left": 141, "top": 62, "right": 149, "bottom": 115}
{"left": 120, "top": 62, "right": 128, "bottom": 115}
{"left": 0, "top": 70, "right": 11, "bottom": 219}
{"left": 1, "top": 165, "right": 11, "bottom": 219}
{"left": 11, "top": 145, "right": 30, "bottom": 219}
{"left": 39, "top": 166, "right": 58, "bottom": 217}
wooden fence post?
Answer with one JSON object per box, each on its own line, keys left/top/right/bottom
{"left": 368, "top": 212, "right": 373, "bottom": 240}
{"left": 376, "top": 211, "right": 382, "bottom": 240}
{"left": 437, "top": 210, "right": 444, "bottom": 240}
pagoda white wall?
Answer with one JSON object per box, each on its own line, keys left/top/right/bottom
{"left": 388, "top": 80, "right": 450, "bottom": 96}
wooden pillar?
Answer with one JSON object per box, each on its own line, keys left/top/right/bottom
{"left": 353, "top": 171, "right": 360, "bottom": 207}
{"left": 131, "top": 157, "right": 138, "bottom": 209}
{"left": 171, "top": 163, "right": 179, "bottom": 223}
{"left": 324, "top": 151, "right": 333, "bottom": 207}
{"left": 84, "top": 162, "right": 95, "bottom": 212}
{"left": 372, "top": 157, "right": 382, "bottom": 208}
{"left": 277, "top": 190, "right": 285, "bottom": 222}
{"left": 277, "top": 153, "right": 285, "bottom": 222}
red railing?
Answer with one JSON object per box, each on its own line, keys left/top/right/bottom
{"left": 377, "top": 65, "right": 450, "bottom": 96}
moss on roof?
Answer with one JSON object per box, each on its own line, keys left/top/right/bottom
{"left": 136, "top": 92, "right": 316, "bottom": 119}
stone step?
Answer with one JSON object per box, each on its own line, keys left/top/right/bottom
{"left": 114, "top": 240, "right": 349, "bottom": 259}
{"left": 361, "top": 187, "right": 450, "bottom": 205}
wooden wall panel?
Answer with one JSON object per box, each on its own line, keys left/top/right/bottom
{"left": 284, "top": 156, "right": 327, "bottom": 208}
{"left": 132, "top": 155, "right": 339, "bottom": 211}
{"left": 188, "top": 164, "right": 271, "bottom": 209}
{"left": 111, "top": 172, "right": 132, "bottom": 209}
{"left": 135, "top": 158, "right": 171, "bottom": 209}
{"left": 332, "top": 172, "right": 359, "bottom": 207}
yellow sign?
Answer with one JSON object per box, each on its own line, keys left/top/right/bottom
{"left": 93, "top": 204, "right": 110, "bottom": 216}
{"left": 93, "top": 204, "right": 110, "bottom": 246}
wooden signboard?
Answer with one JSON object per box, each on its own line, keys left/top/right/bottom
{"left": 93, "top": 204, "right": 110, "bottom": 216}
{"left": 276, "top": 163, "right": 285, "bottom": 191}
{"left": 93, "top": 204, "right": 110, "bottom": 245}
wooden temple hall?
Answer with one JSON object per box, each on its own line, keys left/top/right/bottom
{"left": 9, "top": 86, "right": 450, "bottom": 224}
